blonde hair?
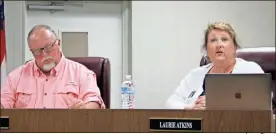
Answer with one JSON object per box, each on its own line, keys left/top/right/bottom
{"left": 202, "top": 21, "right": 240, "bottom": 51}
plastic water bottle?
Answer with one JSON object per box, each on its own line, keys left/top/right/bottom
{"left": 121, "top": 75, "right": 135, "bottom": 109}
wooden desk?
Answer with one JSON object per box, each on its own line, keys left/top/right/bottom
{"left": 0, "top": 109, "right": 273, "bottom": 132}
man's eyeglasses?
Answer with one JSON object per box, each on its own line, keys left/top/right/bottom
{"left": 31, "top": 39, "right": 58, "bottom": 56}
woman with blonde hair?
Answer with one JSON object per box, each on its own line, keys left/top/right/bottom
{"left": 165, "top": 21, "right": 264, "bottom": 110}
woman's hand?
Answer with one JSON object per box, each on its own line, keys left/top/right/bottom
{"left": 192, "top": 96, "right": 206, "bottom": 110}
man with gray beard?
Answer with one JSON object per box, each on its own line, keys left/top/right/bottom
{"left": 1, "top": 25, "right": 105, "bottom": 109}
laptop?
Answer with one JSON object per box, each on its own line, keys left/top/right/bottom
{"left": 205, "top": 73, "right": 272, "bottom": 110}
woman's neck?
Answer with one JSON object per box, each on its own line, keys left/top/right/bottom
{"left": 210, "top": 58, "right": 236, "bottom": 74}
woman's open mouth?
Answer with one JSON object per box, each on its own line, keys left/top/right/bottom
{"left": 216, "top": 50, "right": 224, "bottom": 55}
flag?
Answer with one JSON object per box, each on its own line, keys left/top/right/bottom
{"left": 0, "top": 0, "right": 7, "bottom": 88}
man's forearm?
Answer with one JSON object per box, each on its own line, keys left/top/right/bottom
{"left": 81, "top": 101, "right": 101, "bottom": 109}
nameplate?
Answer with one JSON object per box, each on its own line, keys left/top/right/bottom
{"left": 149, "top": 117, "right": 202, "bottom": 132}
{"left": 0, "top": 116, "right": 10, "bottom": 130}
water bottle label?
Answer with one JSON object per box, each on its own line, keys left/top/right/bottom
{"left": 121, "top": 87, "right": 128, "bottom": 94}
{"left": 128, "top": 87, "right": 135, "bottom": 94}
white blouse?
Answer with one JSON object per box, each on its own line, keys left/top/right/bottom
{"left": 165, "top": 58, "right": 265, "bottom": 109}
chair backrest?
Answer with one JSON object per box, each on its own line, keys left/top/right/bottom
{"left": 67, "top": 57, "right": 111, "bottom": 108}
{"left": 199, "top": 47, "right": 276, "bottom": 113}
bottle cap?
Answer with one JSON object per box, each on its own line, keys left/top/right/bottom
{"left": 126, "top": 75, "right": 131, "bottom": 80}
